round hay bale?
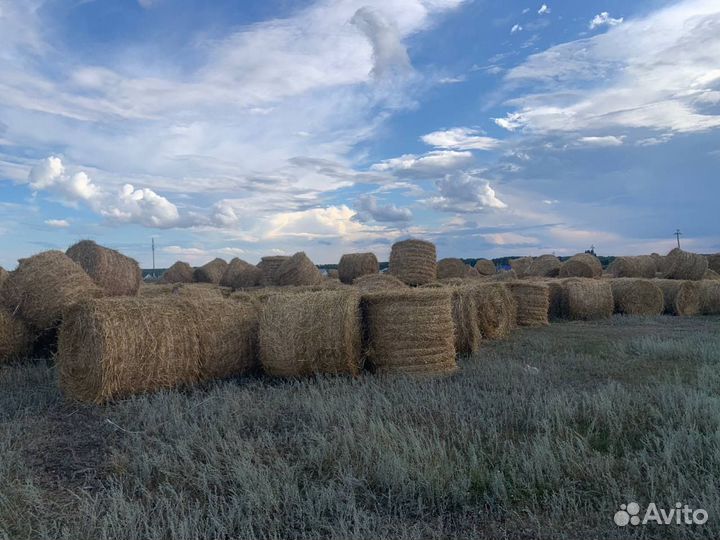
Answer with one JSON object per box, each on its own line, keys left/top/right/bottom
{"left": 66, "top": 240, "right": 141, "bottom": 296}
{"left": 338, "top": 253, "right": 379, "bottom": 284}
{"left": 220, "top": 258, "right": 263, "bottom": 289}
{"left": 158, "top": 261, "right": 194, "bottom": 284}
{"left": 388, "top": 239, "right": 437, "bottom": 286}
{"left": 353, "top": 273, "right": 408, "bottom": 293}
{"left": 451, "top": 287, "right": 481, "bottom": 356}
{"left": 698, "top": 281, "right": 720, "bottom": 315}
{"left": 505, "top": 282, "right": 549, "bottom": 327}
{"left": 610, "top": 278, "right": 664, "bottom": 316}
{"left": 437, "top": 258, "right": 468, "bottom": 280}
{"left": 508, "top": 257, "right": 533, "bottom": 278}
{"left": 663, "top": 248, "right": 707, "bottom": 280}
{"left": 362, "top": 288, "right": 457, "bottom": 375}
{"left": 525, "top": 255, "right": 562, "bottom": 278}
{"left": 468, "top": 283, "right": 516, "bottom": 340}
{"left": 259, "top": 290, "right": 361, "bottom": 377}
{"left": 557, "top": 278, "right": 614, "bottom": 320}
{"left": 58, "top": 297, "right": 259, "bottom": 403}
{"left": 704, "top": 269, "right": 720, "bottom": 281}
{"left": 607, "top": 256, "right": 656, "bottom": 278}
{"left": 275, "top": 252, "right": 322, "bottom": 286}
{"left": 0, "top": 309, "right": 31, "bottom": 364}
{"left": 0, "top": 251, "right": 103, "bottom": 331}
{"left": 473, "top": 259, "right": 496, "bottom": 276}
{"left": 652, "top": 279, "right": 701, "bottom": 316}
{"left": 0, "top": 267, "right": 8, "bottom": 290}
{"left": 650, "top": 253, "right": 666, "bottom": 273}
{"left": 257, "top": 256, "right": 290, "bottom": 286}
{"left": 559, "top": 253, "right": 603, "bottom": 279}
{"left": 481, "top": 269, "right": 517, "bottom": 282}
{"left": 193, "top": 258, "right": 228, "bottom": 284}
{"left": 466, "top": 265, "right": 480, "bottom": 278}
{"left": 707, "top": 254, "right": 720, "bottom": 274}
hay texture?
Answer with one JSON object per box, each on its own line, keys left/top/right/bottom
{"left": 650, "top": 253, "right": 666, "bottom": 273}
{"left": 473, "top": 259, "right": 496, "bottom": 276}
{"left": 608, "top": 256, "right": 657, "bottom": 278}
{"left": 220, "top": 258, "right": 262, "bottom": 289}
{"left": 482, "top": 269, "right": 517, "bottom": 282}
{"left": 705, "top": 269, "right": 720, "bottom": 280}
{"left": 663, "top": 248, "right": 707, "bottom": 280}
{"left": 707, "top": 254, "right": 720, "bottom": 274}
{"left": 509, "top": 257, "right": 533, "bottom": 278}
{"left": 58, "top": 297, "right": 259, "bottom": 403}
{"left": 275, "top": 252, "right": 322, "bottom": 286}
{"left": 698, "top": 281, "right": 720, "bottom": 315}
{"left": 550, "top": 278, "right": 613, "bottom": 320}
{"left": 362, "top": 288, "right": 457, "bottom": 375}
{"left": 327, "top": 269, "right": 339, "bottom": 280}
{"left": 653, "top": 279, "right": 701, "bottom": 316}
{"left": 610, "top": 278, "right": 663, "bottom": 316}
{"left": 525, "top": 255, "right": 562, "bottom": 278}
{"left": 506, "top": 282, "right": 549, "bottom": 327}
{"left": 0, "top": 309, "right": 30, "bottom": 364}
{"left": 257, "top": 256, "right": 290, "bottom": 286}
{"left": 338, "top": 253, "right": 379, "bottom": 284}
{"left": 139, "top": 283, "right": 230, "bottom": 299}
{"left": 450, "top": 287, "right": 481, "bottom": 356}
{"left": 559, "top": 253, "right": 603, "bottom": 279}
{"left": 352, "top": 273, "right": 408, "bottom": 293}
{"left": 259, "top": 290, "right": 361, "bottom": 377}
{"left": 158, "top": 261, "right": 194, "bottom": 284}
{"left": 467, "top": 283, "right": 515, "bottom": 340}
{"left": 389, "top": 239, "right": 437, "bottom": 286}
{"left": 66, "top": 240, "right": 141, "bottom": 296}
{"left": 0, "top": 251, "right": 103, "bottom": 331}
{"left": 466, "top": 266, "right": 480, "bottom": 278}
{"left": 0, "top": 267, "right": 8, "bottom": 290}
{"left": 193, "top": 258, "right": 228, "bottom": 284}
{"left": 437, "top": 258, "right": 468, "bottom": 280}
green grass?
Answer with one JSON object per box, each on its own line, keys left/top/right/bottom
{"left": 1, "top": 315, "right": 719, "bottom": 539}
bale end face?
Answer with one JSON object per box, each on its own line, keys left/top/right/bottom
{"left": 388, "top": 239, "right": 437, "bottom": 286}
{"left": 610, "top": 278, "right": 664, "bottom": 316}
{"left": 338, "top": 253, "right": 379, "bottom": 284}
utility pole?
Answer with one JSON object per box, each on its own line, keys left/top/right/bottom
{"left": 152, "top": 237, "right": 156, "bottom": 277}
{"left": 674, "top": 229, "right": 682, "bottom": 249}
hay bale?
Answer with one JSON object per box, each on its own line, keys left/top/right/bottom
{"left": 0, "top": 309, "right": 31, "bottom": 364}
{"left": 450, "top": 287, "right": 481, "bottom": 356}
{"left": 259, "top": 290, "right": 361, "bottom": 377}
{"left": 555, "top": 278, "right": 614, "bottom": 320}
{"left": 0, "top": 251, "right": 103, "bottom": 331}
{"left": 466, "top": 265, "right": 480, "bottom": 278}
{"left": 388, "top": 239, "right": 437, "bottom": 286}
{"left": 653, "top": 279, "right": 701, "bottom": 316}
{"left": 610, "top": 278, "right": 664, "bottom": 316}
{"left": 508, "top": 257, "right": 533, "bottom": 278}
{"left": 275, "top": 252, "right": 322, "bottom": 286}
{"left": 474, "top": 259, "right": 496, "bottom": 276}
{"left": 66, "top": 240, "right": 141, "bottom": 296}
{"left": 698, "top": 281, "right": 720, "bottom": 315}
{"left": 139, "top": 282, "right": 231, "bottom": 299}
{"left": 362, "top": 288, "right": 457, "bottom": 375}
{"left": 704, "top": 269, "right": 720, "bottom": 280}
{"left": 257, "top": 256, "right": 290, "bottom": 286}
{"left": 338, "top": 253, "right": 379, "bottom": 284}
{"left": 607, "top": 256, "right": 656, "bottom": 278}
{"left": 437, "top": 258, "right": 468, "bottom": 280}
{"left": 58, "top": 297, "right": 259, "bottom": 403}
{"left": 158, "top": 261, "right": 194, "bottom": 284}
{"left": 353, "top": 273, "right": 408, "bottom": 293}
{"left": 469, "top": 283, "right": 516, "bottom": 340}
{"left": 220, "top": 258, "right": 263, "bottom": 289}
{"left": 0, "top": 267, "right": 8, "bottom": 290}
{"left": 559, "top": 253, "right": 603, "bottom": 278}
{"left": 663, "top": 248, "right": 707, "bottom": 280}
{"left": 650, "top": 253, "right": 666, "bottom": 273}
{"left": 506, "top": 282, "right": 549, "bottom": 327}
{"left": 193, "top": 258, "right": 228, "bottom": 284}
{"left": 481, "top": 269, "right": 517, "bottom": 282}
{"left": 707, "top": 254, "right": 720, "bottom": 274}
{"left": 524, "top": 255, "right": 562, "bottom": 278}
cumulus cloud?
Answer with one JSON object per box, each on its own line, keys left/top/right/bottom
{"left": 428, "top": 173, "right": 508, "bottom": 213}
{"left": 265, "top": 205, "right": 382, "bottom": 240}
{"left": 353, "top": 195, "right": 413, "bottom": 222}
{"left": 351, "top": 6, "right": 412, "bottom": 78}
{"left": 370, "top": 150, "right": 473, "bottom": 177}
{"left": 27, "top": 156, "right": 100, "bottom": 204}
{"left": 44, "top": 219, "right": 70, "bottom": 228}
{"left": 538, "top": 4, "right": 550, "bottom": 15}
{"left": 211, "top": 200, "right": 240, "bottom": 227}
{"left": 421, "top": 128, "right": 500, "bottom": 150}
{"left": 589, "top": 12, "right": 623, "bottom": 30}
{"left": 102, "top": 184, "right": 181, "bottom": 228}
{"left": 578, "top": 135, "right": 625, "bottom": 147}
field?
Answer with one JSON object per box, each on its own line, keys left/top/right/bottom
{"left": 2, "top": 315, "right": 719, "bottom": 539}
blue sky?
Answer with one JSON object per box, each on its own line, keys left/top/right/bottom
{"left": 1, "top": 0, "right": 719, "bottom": 268}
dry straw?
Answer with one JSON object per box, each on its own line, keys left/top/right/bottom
{"left": 0, "top": 267, "right": 8, "bottom": 289}
{"left": 698, "top": 281, "right": 720, "bottom": 315}
{"left": 158, "top": 261, "right": 194, "bottom": 284}
{"left": 481, "top": 269, "right": 517, "bottom": 282}
{"left": 0, "top": 251, "right": 103, "bottom": 331}
{"left": 327, "top": 269, "right": 339, "bottom": 280}
{"left": 525, "top": 255, "right": 562, "bottom": 278}
{"left": 450, "top": 286, "right": 481, "bottom": 356}
{"left": 705, "top": 269, "right": 720, "bottom": 280}
{"left": 193, "top": 258, "right": 228, "bottom": 284}
{"left": 663, "top": 248, "right": 707, "bottom": 280}
{"left": 653, "top": 279, "right": 701, "bottom": 316}
{"left": 220, "top": 258, "right": 263, "bottom": 289}
{"left": 389, "top": 239, "right": 437, "bottom": 286}
{"left": 257, "top": 256, "right": 290, "bottom": 286}
{"left": 610, "top": 278, "right": 664, "bottom": 316}
{"left": 559, "top": 253, "right": 603, "bottom": 278}
{"left": 707, "top": 254, "right": 720, "bottom": 274}
{"left": 259, "top": 290, "right": 362, "bottom": 377}
{"left": 437, "top": 258, "right": 469, "bottom": 280}
{"left": 338, "top": 253, "right": 379, "bottom": 284}
{"left": 607, "top": 256, "right": 657, "bottom": 278}
{"left": 352, "top": 273, "right": 408, "bottom": 292}
{"left": 549, "top": 278, "right": 613, "bottom": 320}
{"left": 506, "top": 282, "right": 550, "bottom": 327}
{"left": 139, "top": 282, "right": 231, "bottom": 299}
{"left": 474, "top": 258, "right": 496, "bottom": 276}
{"left": 466, "top": 266, "right": 480, "bottom": 277}
{"left": 66, "top": 240, "right": 142, "bottom": 296}
{"left": 275, "top": 252, "right": 322, "bottom": 286}
{"left": 509, "top": 257, "right": 533, "bottom": 278}
{"left": 650, "top": 253, "right": 665, "bottom": 274}
{"left": 58, "top": 297, "right": 259, "bottom": 403}
{"left": 362, "top": 288, "right": 457, "bottom": 375}
{"left": 0, "top": 309, "right": 30, "bottom": 364}
{"left": 468, "top": 282, "right": 516, "bottom": 340}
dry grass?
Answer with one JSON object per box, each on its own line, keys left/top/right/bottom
{"left": 193, "top": 258, "right": 228, "bottom": 284}
{"left": 275, "top": 252, "right": 322, "bottom": 286}
{"left": 506, "top": 282, "right": 549, "bottom": 327}
{"left": 66, "top": 240, "right": 141, "bottom": 296}
{"left": 157, "top": 261, "right": 194, "bottom": 284}
{"left": 0, "top": 309, "right": 30, "bottom": 364}
{"left": 388, "top": 239, "right": 437, "bottom": 286}
{"left": 663, "top": 248, "right": 708, "bottom": 280}
{"left": 338, "top": 253, "right": 379, "bottom": 284}
{"left": 653, "top": 279, "right": 701, "bottom": 316}
{"left": 610, "top": 278, "right": 664, "bottom": 316}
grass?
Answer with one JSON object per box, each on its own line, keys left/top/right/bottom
{"left": 1, "top": 315, "right": 719, "bottom": 539}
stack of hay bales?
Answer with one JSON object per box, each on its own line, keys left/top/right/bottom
{"left": 559, "top": 253, "right": 603, "bottom": 278}
{"left": 193, "top": 258, "right": 228, "bottom": 284}
{"left": 449, "top": 286, "right": 481, "bottom": 356}
{"left": 610, "top": 278, "right": 664, "bottom": 316}
{"left": 525, "top": 255, "right": 562, "bottom": 278}
{"left": 506, "top": 282, "right": 549, "bottom": 327}
{"left": 220, "top": 258, "right": 262, "bottom": 289}
{"left": 389, "top": 239, "right": 437, "bottom": 286}
{"left": 437, "top": 258, "right": 468, "bottom": 280}
{"left": 469, "top": 283, "right": 516, "bottom": 340}
{"left": 275, "top": 252, "right": 322, "bottom": 286}
{"left": 698, "top": 281, "right": 720, "bottom": 315}
{"left": 509, "top": 257, "right": 533, "bottom": 278}
{"left": 474, "top": 259, "right": 496, "bottom": 276}
{"left": 0, "top": 251, "right": 103, "bottom": 331}
{"left": 353, "top": 273, "right": 408, "bottom": 292}
{"left": 257, "top": 256, "right": 290, "bottom": 286}
{"left": 653, "top": 279, "right": 701, "bottom": 316}
{"left": 707, "top": 254, "right": 720, "bottom": 274}
{"left": 362, "top": 288, "right": 457, "bottom": 375}
{"left": 0, "top": 309, "right": 30, "bottom": 364}
{"left": 547, "top": 278, "right": 614, "bottom": 320}
{"left": 66, "top": 240, "right": 142, "bottom": 296}
{"left": 607, "top": 256, "right": 656, "bottom": 278}
{"left": 338, "top": 253, "right": 378, "bottom": 284}
{"left": 259, "top": 290, "right": 361, "bottom": 377}
{"left": 158, "top": 261, "right": 194, "bottom": 284}
{"left": 57, "top": 297, "right": 259, "bottom": 403}
{"left": 663, "top": 248, "right": 707, "bottom": 280}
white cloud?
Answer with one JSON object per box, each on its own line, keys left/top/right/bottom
{"left": 27, "top": 156, "right": 100, "bottom": 204}
{"left": 493, "top": 113, "right": 524, "bottom": 132}
{"left": 589, "top": 12, "right": 623, "bottom": 30}
{"left": 482, "top": 232, "right": 538, "bottom": 245}
{"left": 438, "top": 75, "right": 466, "bottom": 84}
{"left": 351, "top": 7, "right": 412, "bottom": 78}
{"left": 428, "top": 173, "right": 508, "bottom": 213}
{"left": 371, "top": 150, "right": 473, "bottom": 177}
{"left": 511, "top": 24, "right": 523, "bottom": 34}
{"left": 44, "top": 219, "right": 70, "bottom": 228}
{"left": 353, "top": 195, "right": 413, "bottom": 222}
{"left": 102, "top": 184, "right": 181, "bottom": 228}
{"left": 538, "top": 4, "right": 550, "bottom": 15}
{"left": 578, "top": 135, "right": 625, "bottom": 147}
{"left": 421, "top": 127, "right": 500, "bottom": 150}
{"left": 265, "top": 205, "right": 383, "bottom": 240}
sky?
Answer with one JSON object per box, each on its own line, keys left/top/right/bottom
{"left": 1, "top": 0, "right": 719, "bottom": 268}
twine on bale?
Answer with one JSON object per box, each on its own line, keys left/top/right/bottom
{"left": 0, "top": 308, "right": 30, "bottom": 364}
{"left": 437, "top": 258, "right": 468, "bottom": 280}
{"left": 158, "top": 261, "right": 194, "bottom": 284}
{"left": 257, "top": 256, "right": 290, "bottom": 286}
{"left": 473, "top": 259, "right": 496, "bottom": 276}
{"left": 610, "top": 278, "right": 664, "bottom": 316}
{"left": 66, "top": 240, "right": 142, "bottom": 296}
{"left": 338, "top": 253, "right": 379, "bottom": 284}
{"left": 275, "top": 252, "right": 323, "bottom": 286}
{"left": 220, "top": 258, "right": 262, "bottom": 289}
{"left": 352, "top": 273, "right": 408, "bottom": 293}
{"left": 193, "top": 258, "right": 228, "bottom": 284}
{"left": 559, "top": 253, "right": 603, "bottom": 279}
{"left": 607, "top": 256, "right": 657, "bottom": 278}
{"left": 389, "top": 239, "right": 437, "bottom": 286}
{"left": 506, "top": 282, "right": 550, "bottom": 327}
{"left": 653, "top": 279, "right": 701, "bottom": 316}
{"left": 663, "top": 248, "right": 707, "bottom": 281}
